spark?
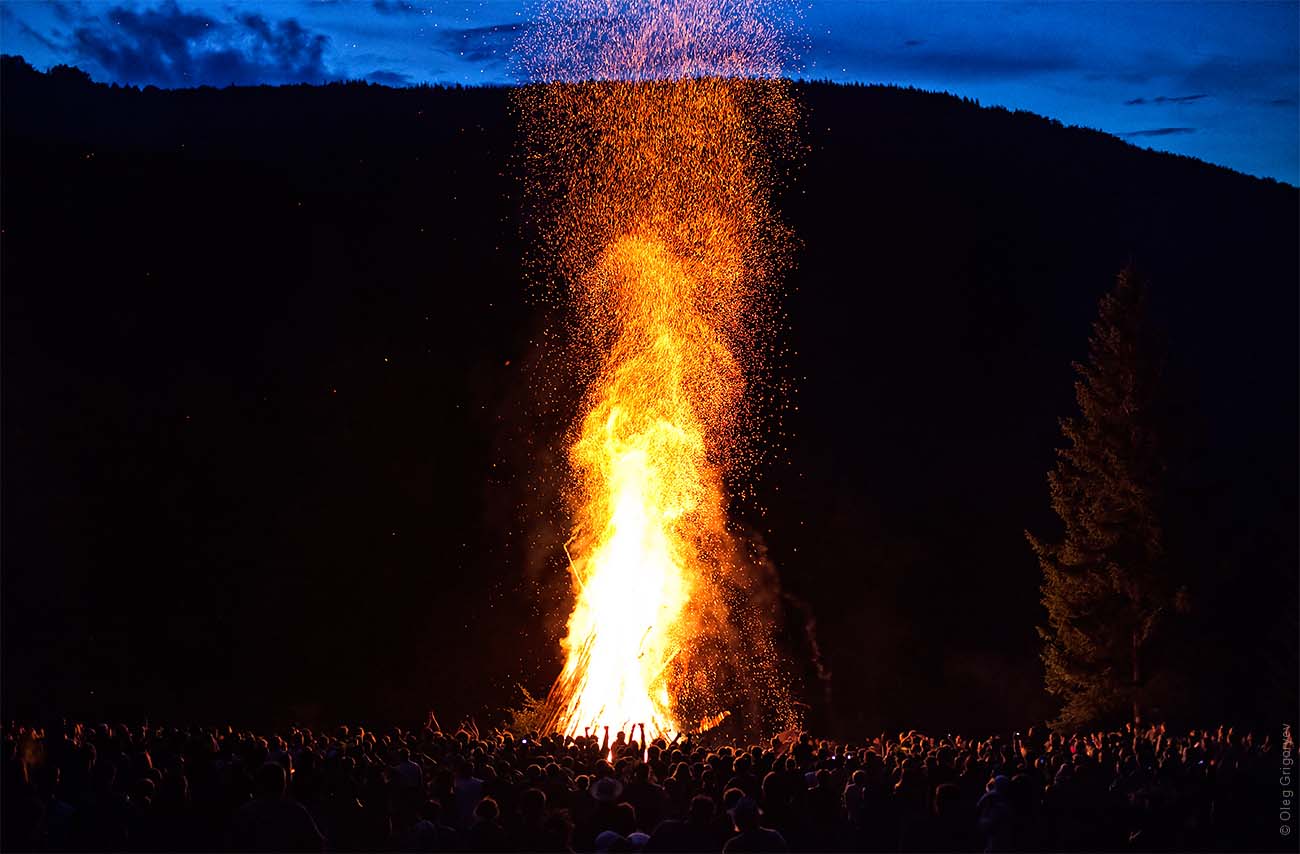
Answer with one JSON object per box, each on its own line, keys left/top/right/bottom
{"left": 518, "top": 1, "right": 804, "bottom": 739}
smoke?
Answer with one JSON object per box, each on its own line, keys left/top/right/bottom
{"left": 734, "top": 525, "right": 833, "bottom": 734}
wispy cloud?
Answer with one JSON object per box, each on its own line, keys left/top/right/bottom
{"left": 364, "top": 68, "right": 412, "bottom": 86}
{"left": 1125, "top": 93, "right": 1208, "bottom": 106}
{"left": 371, "top": 0, "right": 421, "bottom": 16}
{"left": 1121, "top": 127, "right": 1197, "bottom": 138}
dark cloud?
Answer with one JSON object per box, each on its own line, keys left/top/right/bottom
{"left": 1124, "top": 94, "right": 1208, "bottom": 106}
{"left": 63, "top": 0, "right": 332, "bottom": 87}
{"left": 364, "top": 68, "right": 412, "bottom": 86}
{"left": 1121, "top": 127, "right": 1197, "bottom": 138}
{"left": 49, "top": 2, "right": 79, "bottom": 24}
{"left": 1, "top": 7, "right": 60, "bottom": 52}
{"left": 434, "top": 21, "right": 532, "bottom": 67}
{"left": 372, "top": 0, "right": 421, "bottom": 15}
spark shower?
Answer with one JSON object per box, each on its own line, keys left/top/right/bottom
{"left": 516, "top": 0, "right": 804, "bottom": 739}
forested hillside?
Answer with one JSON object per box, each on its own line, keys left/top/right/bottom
{"left": 3, "top": 56, "right": 1294, "bottom": 733}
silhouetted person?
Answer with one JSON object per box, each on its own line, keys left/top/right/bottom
{"left": 625, "top": 761, "right": 667, "bottom": 831}
{"left": 228, "top": 762, "right": 325, "bottom": 852}
{"left": 901, "top": 782, "right": 975, "bottom": 852}
{"left": 469, "top": 795, "right": 510, "bottom": 852}
{"left": 723, "top": 797, "right": 787, "bottom": 853}
{"left": 647, "top": 793, "right": 728, "bottom": 852}
{"left": 454, "top": 759, "right": 486, "bottom": 829}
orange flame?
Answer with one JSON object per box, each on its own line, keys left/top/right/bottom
{"left": 520, "top": 2, "right": 800, "bottom": 740}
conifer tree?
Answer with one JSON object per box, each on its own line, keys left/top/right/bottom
{"left": 1028, "top": 267, "right": 1175, "bottom": 729}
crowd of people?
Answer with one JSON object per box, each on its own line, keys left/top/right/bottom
{"left": 1, "top": 717, "right": 1287, "bottom": 852}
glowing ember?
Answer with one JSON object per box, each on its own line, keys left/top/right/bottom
{"left": 519, "top": 0, "right": 801, "bottom": 739}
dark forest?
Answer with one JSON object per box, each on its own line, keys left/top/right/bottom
{"left": 2, "top": 56, "right": 1295, "bottom": 736}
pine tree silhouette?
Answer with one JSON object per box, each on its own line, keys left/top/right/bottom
{"left": 1029, "top": 267, "right": 1178, "bottom": 729}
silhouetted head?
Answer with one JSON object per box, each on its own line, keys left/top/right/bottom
{"left": 92, "top": 758, "right": 116, "bottom": 790}
{"left": 158, "top": 773, "right": 190, "bottom": 809}
{"left": 613, "top": 801, "right": 636, "bottom": 836}
{"left": 254, "top": 762, "right": 286, "bottom": 799}
{"left": 132, "top": 776, "right": 156, "bottom": 805}
{"left": 520, "top": 786, "right": 547, "bottom": 818}
{"left": 474, "top": 796, "right": 500, "bottom": 825}
{"left": 934, "top": 783, "right": 961, "bottom": 818}
{"left": 542, "top": 809, "right": 574, "bottom": 850}
{"left": 688, "top": 794, "right": 715, "bottom": 824}
{"left": 730, "top": 797, "right": 761, "bottom": 832}
{"left": 591, "top": 775, "right": 624, "bottom": 803}
{"left": 420, "top": 798, "right": 443, "bottom": 824}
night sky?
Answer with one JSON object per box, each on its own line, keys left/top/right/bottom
{"left": 1, "top": 0, "right": 1296, "bottom": 183}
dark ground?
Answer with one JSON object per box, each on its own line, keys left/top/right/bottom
{"left": 2, "top": 57, "right": 1296, "bottom": 735}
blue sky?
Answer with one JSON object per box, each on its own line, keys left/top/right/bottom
{"left": 2, "top": 1, "right": 1296, "bottom": 183}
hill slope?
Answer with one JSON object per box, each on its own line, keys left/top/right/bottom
{"left": 2, "top": 56, "right": 1295, "bottom": 731}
